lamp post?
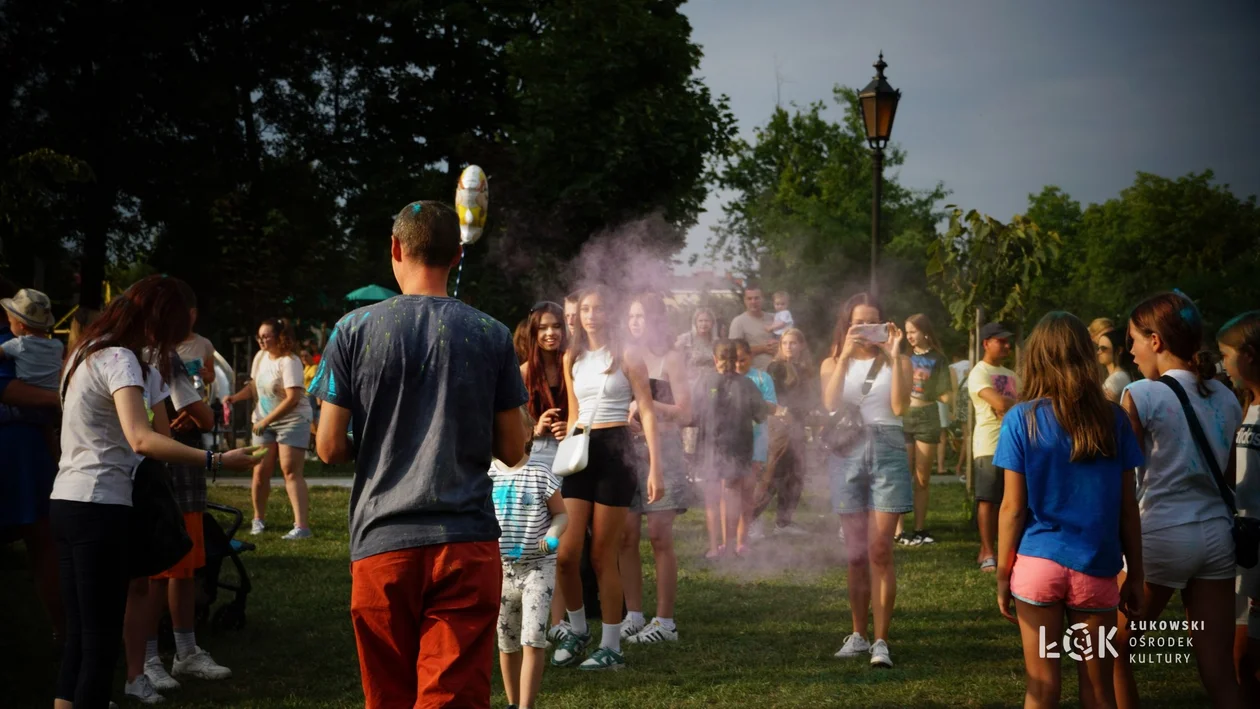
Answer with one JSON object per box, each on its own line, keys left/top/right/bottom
{"left": 858, "top": 52, "right": 900, "bottom": 298}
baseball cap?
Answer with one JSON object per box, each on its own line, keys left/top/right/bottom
{"left": 1, "top": 288, "right": 55, "bottom": 330}
{"left": 979, "top": 322, "right": 1013, "bottom": 342}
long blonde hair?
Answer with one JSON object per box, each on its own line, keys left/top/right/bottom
{"left": 1020, "top": 311, "right": 1116, "bottom": 461}
{"left": 772, "top": 327, "right": 814, "bottom": 388}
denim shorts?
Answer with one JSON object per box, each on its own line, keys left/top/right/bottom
{"left": 829, "top": 424, "right": 913, "bottom": 514}
{"left": 251, "top": 417, "right": 311, "bottom": 449}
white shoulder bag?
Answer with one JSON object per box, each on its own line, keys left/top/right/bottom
{"left": 552, "top": 372, "right": 609, "bottom": 478}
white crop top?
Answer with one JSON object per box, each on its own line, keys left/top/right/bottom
{"left": 841, "top": 356, "right": 901, "bottom": 427}
{"left": 572, "top": 348, "right": 634, "bottom": 426}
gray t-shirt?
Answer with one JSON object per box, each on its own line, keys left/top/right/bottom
{"left": 729, "top": 311, "right": 776, "bottom": 370}
{"left": 309, "top": 295, "right": 527, "bottom": 562}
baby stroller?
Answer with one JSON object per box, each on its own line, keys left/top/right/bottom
{"left": 197, "top": 502, "right": 255, "bottom": 631}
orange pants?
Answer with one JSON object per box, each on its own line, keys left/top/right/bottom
{"left": 350, "top": 542, "right": 501, "bottom": 709}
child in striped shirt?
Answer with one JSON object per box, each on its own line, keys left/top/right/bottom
{"left": 490, "top": 454, "right": 568, "bottom": 709}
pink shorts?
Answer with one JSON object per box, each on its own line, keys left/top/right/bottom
{"left": 1010, "top": 555, "right": 1119, "bottom": 612}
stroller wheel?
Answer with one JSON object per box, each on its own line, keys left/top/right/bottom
{"left": 213, "top": 603, "right": 247, "bottom": 631}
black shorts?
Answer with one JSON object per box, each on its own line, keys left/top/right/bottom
{"left": 561, "top": 426, "right": 638, "bottom": 507}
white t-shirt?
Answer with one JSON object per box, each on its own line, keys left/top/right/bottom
{"left": 771, "top": 309, "right": 794, "bottom": 336}
{"left": 969, "top": 359, "right": 1018, "bottom": 458}
{"left": 176, "top": 333, "right": 215, "bottom": 379}
{"left": 949, "top": 359, "right": 972, "bottom": 390}
{"left": 145, "top": 349, "right": 201, "bottom": 412}
{"left": 1124, "top": 369, "right": 1242, "bottom": 534}
{"left": 250, "top": 351, "right": 312, "bottom": 425}
{"left": 841, "top": 356, "right": 901, "bottom": 427}
{"left": 1104, "top": 370, "right": 1133, "bottom": 401}
{"left": 52, "top": 347, "right": 171, "bottom": 507}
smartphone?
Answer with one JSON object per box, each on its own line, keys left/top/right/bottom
{"left": 849, "top": 323, "right": 889, "bottom": 343}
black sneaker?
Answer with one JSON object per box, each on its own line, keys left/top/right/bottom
{"left": 896, "top": 532, "right": 917, "bottom": 546}
{"left": 913, "top": 530, "right": 935, "bottom": 545}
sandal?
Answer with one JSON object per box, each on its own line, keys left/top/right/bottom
{"left": 979, "top": 557, "right": 997, "bottom": 572}
{"left": 704, "top": 545, "right": 725, "bottom": 560}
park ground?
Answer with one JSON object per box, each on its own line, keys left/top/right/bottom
{"left": 2, "top": 480, "right": 1210, "bottom": 708}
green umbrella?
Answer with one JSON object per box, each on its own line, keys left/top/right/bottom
{"left": 345, "top": 284, "right": 398, "bottom": 304}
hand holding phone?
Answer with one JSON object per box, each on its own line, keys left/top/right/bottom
{"left": 848, "top": 323, "right": 889, "bottom": 344}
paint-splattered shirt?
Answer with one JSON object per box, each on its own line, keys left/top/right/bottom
{"left": 489, "top": 458, "right": 560, "bottom": 562}
{"left": 309, "top": 295, "right": 528, "bottom": 561}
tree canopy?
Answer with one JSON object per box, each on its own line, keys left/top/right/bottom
{"left": 709, "top": 87, "right": 950, "bottom": 350}
{"left": 0, "top": 0, "right": 734, "bottom": 341}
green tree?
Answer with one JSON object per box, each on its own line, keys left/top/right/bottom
{"left": 0, "top": 0, "right": 734, "bottom": 339}
{"left": 710, "top": 87, "right": 948, "bottom": 348}
{"left": 1021, "top": 172, "right": 1260, "bottom": 330}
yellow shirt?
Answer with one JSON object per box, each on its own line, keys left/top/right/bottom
{"left": 968, "top": 360, "right": 1017, "bottom": 458}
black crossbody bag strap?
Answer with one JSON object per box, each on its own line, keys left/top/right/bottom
{"left": 1158, "top": 375, "right": 1237, "bottom": 514}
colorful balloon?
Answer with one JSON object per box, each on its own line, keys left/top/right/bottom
{"left": 455, "top": 165, "right": 489, "bottom": 245}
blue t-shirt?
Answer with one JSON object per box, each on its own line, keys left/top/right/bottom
{"left": 994, "top": 399, "right": 1144, "bottom": 577}
{"left": 309, "top": 295, "right": 528, "bottom": 562}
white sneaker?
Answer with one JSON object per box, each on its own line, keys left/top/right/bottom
{"left": 619, "top": 615, "right": 646, "bottom": 640}
{"left": 124, "top": 674, "right": 166, "bottom": 704}
{"left": 747, "top": 520, "right": 766, "bottom": 541}
{"left": 837, "top": 527, "right": 846, "bottom": 544}
{"left": 773, "top": 523, "right": 810, "bottom": 537}
{"left": 173, "top": 646, "right": 233, "bottom": 680}
{"left": 870, "top": 639, "right": 893, "bottom": 668}
{"left": 250, "top": 519, "right": 265, "bottom": 535}
{"left": 144, "top": 657, "right": 181, "bottom": 692}
{"left": 834, "top": 632, "right": 870, "bottom": 658}
{"left": 281, "top": 526, "right": 312, "bottom": 540}
{"left": 627, "top": 618, "right": 679, "bottom": 644}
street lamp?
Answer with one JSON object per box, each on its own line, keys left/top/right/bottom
{"left": 858, "top": 52, "right": 900, "bottom": 298}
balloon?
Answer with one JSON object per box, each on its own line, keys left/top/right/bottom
{"left": 455, "top": 165, "right": 489, "bottom": 245}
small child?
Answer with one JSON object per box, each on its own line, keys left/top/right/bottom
{"left": 490, "top": 450, "right": 568, "bottom": 709}
{"left": 1, "top": 288, "right": 64, "bottom": 458}
{"left": 0, "top": 288, "right": 64, "bottom": 392}
{"left": 765, "top": 291, "right": 795, "bottom": 339}
{"left": 691, "top": 339, "right": 773, "bottom": 559}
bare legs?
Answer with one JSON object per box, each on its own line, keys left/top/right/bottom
{"left": 500, "top": 646, "right": 546, "bottom": 709}
{"left": 619, "top": 510, "right": 679, "bottom": 619}
{"left": 977, "top": 501, "right": 998, "bottom": 568}
{"left": 1115, "top": 573, "right": 1243, "bottom": 709}
{"left": 841, "top": 510, "right": 900, "bottom": 641}
{"left": 278, "top": 443, "right": 310, "bottom": 530}
{"left": 556, "top": 499, "right": 629, "bottom": 626}
{"left": 1017, "top": 601, "right": 1119, "bottom": 708}
{"left": 250, "top": 442, "right": 310, "bottom": 530}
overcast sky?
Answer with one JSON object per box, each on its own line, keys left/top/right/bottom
{"left": 678, "top": 0, "right": 1260, "bottom": 272}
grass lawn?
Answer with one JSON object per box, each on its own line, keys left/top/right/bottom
{"left": 2, "top": 480, "right": 1211, "bottom": 708}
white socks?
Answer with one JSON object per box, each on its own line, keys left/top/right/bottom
{"left": 174, "top": 629, "right": 197, "bottom": 660}
{"left": 626, "top": 610, "right": 645, "bottom": 627}
{"left": 656, "top": 617, "right": 676, "bottom": 631}
{"left": 145, "top": 638, "right": 159, "bottom": 663}
{"left": 567, "top": 607, "right": 588, "bottom": 636}
{"left": 601, "top": 622, "right": 622, "bottom": 653}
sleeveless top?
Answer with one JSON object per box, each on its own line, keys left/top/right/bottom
{"left": 572, "top": 347, "right": 634, "bottom": 426}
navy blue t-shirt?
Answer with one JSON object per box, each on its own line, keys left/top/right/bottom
{"left": 994, "top": 400, "right": 1144, "bottom": 577}
{"left": 309, "top": 295, "right": 527, "bottom": 562}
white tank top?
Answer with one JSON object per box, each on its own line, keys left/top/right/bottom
{"left": 841, "top": 356, "right": 901, "bottom": 427}
{"left": 572, "top": 348, "right": 634, "bottom": 426}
